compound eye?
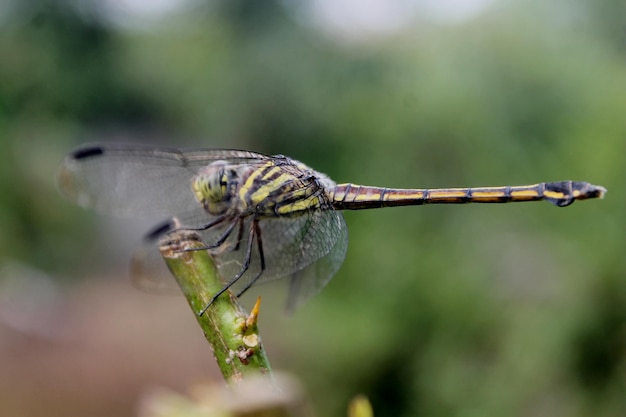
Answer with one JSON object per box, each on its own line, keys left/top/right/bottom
{"left": 191, "top": 161, "right": 233, "bottom": 215}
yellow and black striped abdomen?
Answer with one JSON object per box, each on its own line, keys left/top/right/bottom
{"left": 330, "top": 181, "right": 606, "bottom": 210}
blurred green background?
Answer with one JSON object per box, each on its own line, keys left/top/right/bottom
{"left": 0, "top": 0, "right": 624, "bottom": 416}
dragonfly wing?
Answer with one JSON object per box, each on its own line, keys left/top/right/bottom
{"left": 215, "top": 210, "right": 348, "bottom": 308}
{"left": 130, "top": 234, "right": 180, "bottom": 294}
{"left": 129, "top": 210, "right": 244, "bottom": 295}
{"left": 58, "top": 143, "right": 271, "bottom": 217}
{"left": 284, "top": 212, "right": 348, "bottom": 311}
{"left": 129, "top": 210, "right": 348, "bottom": 310}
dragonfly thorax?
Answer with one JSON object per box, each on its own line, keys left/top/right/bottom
{"left": 192, "top": 161, "right": 241, "bottom": 216}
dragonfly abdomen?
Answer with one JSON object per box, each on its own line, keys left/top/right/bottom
{"left": 331, "top": 181, "right": 606, "bottom": 210}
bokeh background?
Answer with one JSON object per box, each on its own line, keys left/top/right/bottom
{"left": 0, "top": 1, "right": 624, "bottom": 416}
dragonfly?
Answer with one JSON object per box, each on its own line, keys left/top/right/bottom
{"left": 58, "top": 144, "right": 606, "bottom": 314}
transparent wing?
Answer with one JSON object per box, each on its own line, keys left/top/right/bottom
{"left": 59, "top": 143, "right": 347, "bottom": 308}
{"left": 130, "top": 209, "right": 348, "bottom": 309}
{"left": 259, "top": 210, "right": 347, "bottom": 286}
{"left": 131, "top": 238, "right": 180, "bottom": 294}
{"left": 284, "top": 214, "right": 348, "bottom": 311}
{"left": 129, "top": 210, "right": 242, "bottom": 294}
{"left": 57, "top": 143, "right": 272, "bottom": 217}
{"left": 209, "top": 210, "right": 348, "bottom": 305}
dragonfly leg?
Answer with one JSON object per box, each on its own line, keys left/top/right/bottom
{"left": 232, "top": 217, "right": 245, "bottom": 251}
{"left": 235, "top": 220, "right": 266, "bottom": 298}
{"left": 186, "top": 215, "right": 228, "bottom": 232}
{"left": 198, "top": 218, "right": 259, "bottom": 316}
{"left": 146, "top": 215, "right": 227, "bottom": 242}
{"left": 149, "top": 215, "right": 227, "bottom": 247}
{"left": 180, "top": 216, "right": 239, "bottom": 252}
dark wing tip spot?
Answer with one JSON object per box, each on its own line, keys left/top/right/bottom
{"left": 144, "top": 219, "right": 177, "bottom": 242}
{"left": 71, "top": 146, "right": 105, "bottom": 160}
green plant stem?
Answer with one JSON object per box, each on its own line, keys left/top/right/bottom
{"left": 159, "top": 229, "right": 272, "bottom": 384}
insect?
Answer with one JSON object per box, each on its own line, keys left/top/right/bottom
{"left": 58, "top": 144, "right": 606, "bottom": 314}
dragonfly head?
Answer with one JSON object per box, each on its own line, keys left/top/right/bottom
{"left": 192, "top": 161, "right": 234, "bottom": 215}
